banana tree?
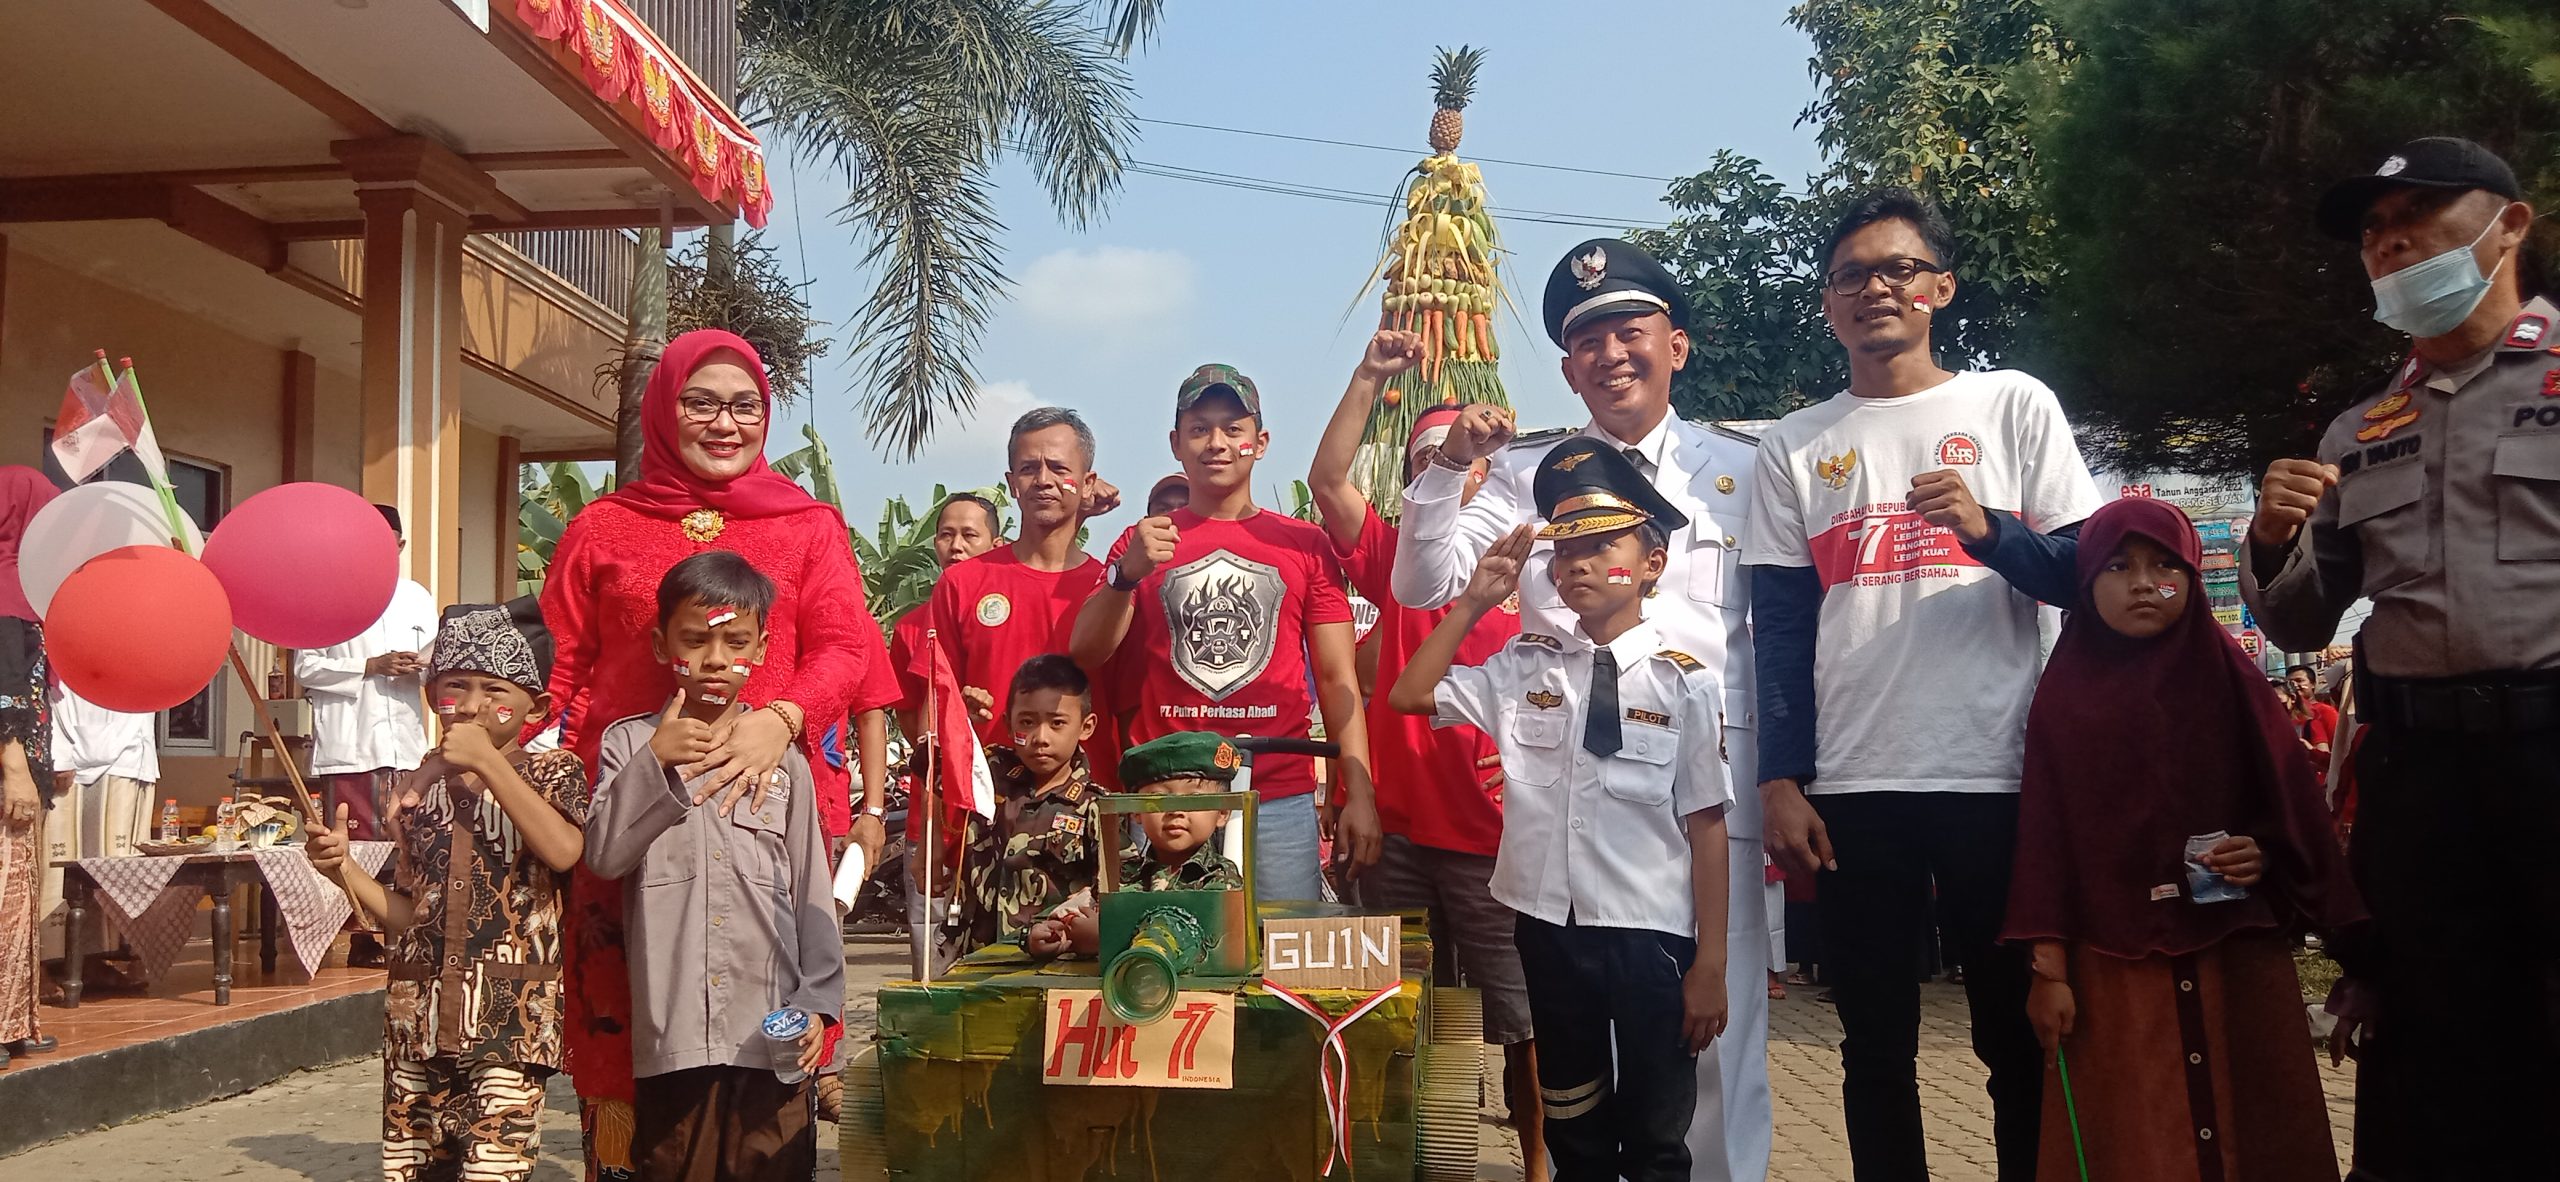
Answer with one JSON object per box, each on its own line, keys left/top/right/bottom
{"left": 772, "top": 423, "right": 1012, "bottom": 638}
{"left": 517, "top": 462, "right": 610, "bottom": 597}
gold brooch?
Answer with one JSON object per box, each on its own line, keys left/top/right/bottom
{"left": 680, "top": 508, "right": 727, "bottom": 543}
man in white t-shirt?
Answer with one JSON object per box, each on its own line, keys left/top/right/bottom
{"left": 1745, "top": 189, "right": 2098, "bottom": 1182}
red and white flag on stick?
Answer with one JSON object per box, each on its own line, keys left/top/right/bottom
{"left": 924, "top": 630, "right": 995, "bottom": 823}
{"left": 54, "top": 352, "right": 169, "bottom": 486}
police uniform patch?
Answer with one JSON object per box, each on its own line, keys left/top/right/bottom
{"left": 1518, "top": 632, "right": 1563, "bottom": 651}
{"left": 1625, "top": 707, "right": 1672, "bottom": 727}
{"left": 976, "top": 593, "right": 1012, "bottom": 627}
{"left": 2507, "top": 314, "right": 2549, "bottom": 349}
{"left": 2365, "top": 391, "right": 2413, "bottom": 420}
{"left": 2355, "top": 410, "right": 2420, "bottom": 443}
{"left": 1526, "top": 690, "right": 1563, "bottom": 710}
{"left": 2545, "top": 368, "right": 2560, "bottom": 398}
{"left": 1658, "top": 650, "right": 1702, "bottom": 670}
{"left": 1815, "top": 448, "right": 1860, "bottom": 491}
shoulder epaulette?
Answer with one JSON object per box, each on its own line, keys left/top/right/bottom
{"left": 1704, "top": 421, "right": 1769, "bottom": 446}
{"left": 1506, "top": 426, "right": 1574, "bottom": 451}
{"left": 1517, "top": 632, "right": 1563, "bottom": 651}
{"left": 1657, "top": 649, "right": 1702, "bottom": 670}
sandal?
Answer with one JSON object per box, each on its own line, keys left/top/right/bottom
{"left": 1785, "top": 970, "right": 1814, "bottom": 987}
{"left": 1767, "top": 980, "right": 1787, "bottom": 1001}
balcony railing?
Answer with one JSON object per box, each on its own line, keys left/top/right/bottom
{"left": 490, "top": 228, "right": 636, "bottom": 320}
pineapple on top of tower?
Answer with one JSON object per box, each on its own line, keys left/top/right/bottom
{"left": 1356, "top": 45, "right": 1517, "bottom": 517}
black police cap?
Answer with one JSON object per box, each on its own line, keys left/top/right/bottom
{"left": 2316, "top": 137, "right": 2523, "bottom": 241}
{"left": 1542, "top": 239, "right": 1689, "bottom": 349}
{"left": 1531, "top": 437, "right": 1690, "bottom": 540}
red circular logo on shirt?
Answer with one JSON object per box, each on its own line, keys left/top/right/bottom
{"left": 1935, "top": 433, "right": 1981, "bottom": 466}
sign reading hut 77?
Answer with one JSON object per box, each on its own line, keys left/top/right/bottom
{"left": 1041, "top": 989, "right": 1236, "bottom": 1088}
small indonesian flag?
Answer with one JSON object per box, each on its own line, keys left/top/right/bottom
{"left": 53, "top": 356, "right": 169, "bottom": 485}
{"left": 927, "top": 631, "right": 995, "bottom": 821}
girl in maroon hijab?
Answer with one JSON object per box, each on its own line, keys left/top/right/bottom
{"left": 2004, "top": 496, "right": 2358, "bottom": 1181}
{"left": 542, "top": 331, "right": 889, "bottom": 1175}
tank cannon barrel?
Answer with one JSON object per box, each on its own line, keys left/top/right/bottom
{"left": 1103, "top": 905, "right": 1207, "bottom": 1025}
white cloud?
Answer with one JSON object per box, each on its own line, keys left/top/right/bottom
{"left": 1013, "top": 246, "right": 1197, "bottom": 338}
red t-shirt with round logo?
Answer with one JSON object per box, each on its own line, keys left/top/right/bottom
{"left": 916, "top": 547, "right": 1105, "bottom": 746}
{"left": 1104, "top": 509, "right": 1353, "bottom": 800}
{"left": 1339, "top": 508, "right": 1516, "bottom": 856}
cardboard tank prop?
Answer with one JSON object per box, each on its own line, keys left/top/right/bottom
{"left": 840, "top": 737, "right": 1483, "bottom": 1181}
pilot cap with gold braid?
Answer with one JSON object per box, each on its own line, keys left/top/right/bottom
{"left": 1531, "top": 437, "right": 1689, "bottom": 540}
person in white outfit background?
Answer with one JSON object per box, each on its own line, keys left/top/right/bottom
{"left": 294, "top": 505, "right": 437, "bottom": 960}
{"left": 41, "top": 683, "right": 159, "bottom": 958}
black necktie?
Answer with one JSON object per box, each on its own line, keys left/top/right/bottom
{"left": 1622, "top": 446, "right": 1651, "bottom": 478}
{"left": 1584, "top": 647, "right": 1622, "bottom": 757}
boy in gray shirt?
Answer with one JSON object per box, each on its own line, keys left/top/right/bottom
{"left": 585, "top": 552, "right": 842, "bottom": 1182}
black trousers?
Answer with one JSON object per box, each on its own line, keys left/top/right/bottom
{"left": 1513, "top": 914, "right": 1698, "bottom": 1182}
{"left": 1813, "top": 792, "right": 2043, "bottom": 1182}
{"left": 2345, "top": 723, "right": 2560, "bottom": 1182}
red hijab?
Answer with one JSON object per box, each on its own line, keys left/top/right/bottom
{"left": 601, "top": 329, "right": 817, "bottom": 520}
{"left": 2004, "top": 496, "right": 2359, "bottom": 959}
{"left": 0, "top": 467, "right": 61, "bottom": 622}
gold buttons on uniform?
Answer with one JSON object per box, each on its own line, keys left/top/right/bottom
{"left": 1723, "top": 535, "right": 1738, "bottom": 548}
{"left": 1716, "top": 475, "right": 1736, "bottom": 494}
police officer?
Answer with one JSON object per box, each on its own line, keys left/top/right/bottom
{"left": 2244, "top": 136, "right": 2554, "bottom": 1181}
{"left": 1393, "top": 239, "right": 1771, "bottom": 1181}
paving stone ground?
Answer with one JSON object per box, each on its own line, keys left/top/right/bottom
{"left": 3, "top": 947, "right": 2352, "bottom": 1180}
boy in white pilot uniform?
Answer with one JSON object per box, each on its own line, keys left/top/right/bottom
{"left": 1393, "top": 237, "right": 1768, "bottom": 1181}
{"left": 1390, "top": 436, "right": 1733, "bottom": 1182}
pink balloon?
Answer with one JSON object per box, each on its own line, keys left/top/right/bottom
{"left": 201, "top": 482, "right": 398, "bottom": 649}
{"left": 50, "top": 546, "right": 233, "bottom": 714}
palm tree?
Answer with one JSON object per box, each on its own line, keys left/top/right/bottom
{"left": 739, "top": 0, "right": 1166, "bottom": 458}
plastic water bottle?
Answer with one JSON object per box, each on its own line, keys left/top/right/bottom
{"left": 158, "top": 799, "right": 181, "bottom": 844}
{"left": 762, "top": 1008, "right": 813, "bottom": 1084}
{"left": 211, "top": 796, "right": 238, "bottom": 854}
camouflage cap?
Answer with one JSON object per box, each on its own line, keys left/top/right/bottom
{"left": 1118, "top": 732, "right": 1247, "bottom": 789}
{"left": 1174, "top": 364, "right": 1262, "bottom": 418}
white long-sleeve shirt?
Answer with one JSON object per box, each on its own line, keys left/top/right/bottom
{"left": 296, "top": 579, "right": 438, "bottom": 776}
{"left": 51, "top": 684, "right": 159, "bottom": 785}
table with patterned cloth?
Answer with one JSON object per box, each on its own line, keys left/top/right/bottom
{"left": 53, "top": 842, "right": 393, "bottom": 1006}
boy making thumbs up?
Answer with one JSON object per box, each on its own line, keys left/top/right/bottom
{"left": 584, "top": 551, "right": 842, "bottom": 1182}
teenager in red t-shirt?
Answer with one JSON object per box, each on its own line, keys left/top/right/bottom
{"left": 1310, "top": 329, "right": 1545, "bottom": 1175}
{"left": 1071, "top": 365, "right": 1382, "bottom": 902}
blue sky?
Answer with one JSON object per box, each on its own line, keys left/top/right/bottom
{"left": 739, "top": 2, "right": 1825, "bottom": 543}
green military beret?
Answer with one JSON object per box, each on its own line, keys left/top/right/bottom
{"left": 1118, "top": 732, "right": 1247, "bottom": 789}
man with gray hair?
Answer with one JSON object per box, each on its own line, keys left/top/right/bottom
{"left": 907, "top": 408, "right": 1124, "bottom": 957}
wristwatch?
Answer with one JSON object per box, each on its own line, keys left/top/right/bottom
{"left": 860, "top": 803, "right": 887, "bottom": 820}
{"left": 1106, "top": 560, "right": 1141, "bottom": 592}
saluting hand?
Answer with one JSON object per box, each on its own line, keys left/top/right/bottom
{"left": 1121, "top": 515, "right": 1181, "bottom": 583}
{"left": 1908, "top": 469, "right": 1991, "bottom": 545}
{"left": 1439, "top": 403, "right": 1517, "bottom": 467}
{"left": 1356, "top": 330, "right": 1426, "bottom": 383}
{"left": 1462, "top": 525, "right": 1535, "bottom": 611}
{"left": 2252, "top": 459, "right": 2339, "bottom": 548}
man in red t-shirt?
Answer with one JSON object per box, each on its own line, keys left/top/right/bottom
{"left": 1310, "top": 329, "right": 1544, "bottom": 1175}
{"left": 1071, "top": 364, "right": 1382, "bottom": 901}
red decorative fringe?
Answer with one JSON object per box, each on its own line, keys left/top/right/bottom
{"left": 510, "top": 0, "right": 773, "bottom": 227}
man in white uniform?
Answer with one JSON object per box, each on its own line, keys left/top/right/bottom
{"left": 296, "top": 504, "right": 437, "bottom": 842}
{"left": 1394, "top": 238, "right": 1770, "bottom": 1181}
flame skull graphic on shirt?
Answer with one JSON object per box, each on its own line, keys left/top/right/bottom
{"left": 1162, "top": 551, "right": 1283, "bottom": 700}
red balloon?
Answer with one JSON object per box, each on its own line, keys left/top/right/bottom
{"left": 49, "top": 546, "right": 234, "bottom": 714}
{"left": 201, "top": 482, "right": 398, "bottom": 649}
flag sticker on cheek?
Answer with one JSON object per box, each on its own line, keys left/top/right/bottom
{"left": 493, "top": 705, "right": 515, "bottom": 725}
{"left": 437, "top": 699, "right": 460, "bottom": 718}
{"left": 705, "top": 605, "right": 738, "bottom": 627}
{"left": 1237, "top": 444, "right": 1257, "bottom": 457}
{"left": 671, "top": 660, "right": 693, "bottom": 678}
{"left": 2157, "top": 584, "right": 2179, "bottom": 599}
{"left": 1605, "top": 567, "right": 1635, "bottom": 585}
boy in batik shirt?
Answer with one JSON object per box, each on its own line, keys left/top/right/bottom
{"left": 308, "top": 597, "right": 588, "bottom": 1182}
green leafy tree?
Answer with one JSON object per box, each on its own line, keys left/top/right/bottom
{"left": 517, "top": 462, "right": 611, "bottom": 596}
{"left": 1789, "top": 0, "right": 2075, "bottom": 367}
{"left": 1630, "top": 152, "right": 1838, "bottom": 421}
{"left": 2030, "top": 0, "right": 2560, "bottom": 477}
{"left": 739, "top": 0, "right": 1163, "bottom": 458}
{"left": 769, "top": 422, "right": 1014, "bottom": 635}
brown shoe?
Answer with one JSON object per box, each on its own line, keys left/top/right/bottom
{"left": 816, "top": 1072, "right": 843, "bottom": 1122}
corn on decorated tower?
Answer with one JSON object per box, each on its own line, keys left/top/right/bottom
{"left": 1360, "top": 46, "right": 1515, "bottom": 516}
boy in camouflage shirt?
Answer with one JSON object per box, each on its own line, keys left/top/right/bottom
{"left": 958, "top": 656, "right": 1104, "bottom": 953}
{"left": 1116, "top": 732, "right": 1246, "bottom": 891}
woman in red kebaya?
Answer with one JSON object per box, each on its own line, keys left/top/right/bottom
{"left": 540, "top": 329, "right": 887, "bottom": 1179}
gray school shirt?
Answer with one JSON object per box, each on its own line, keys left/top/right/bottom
{"left": 584, "top": 714, "right": 845, "bottom": 1080}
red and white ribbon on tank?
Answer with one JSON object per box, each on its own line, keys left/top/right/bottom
{"left": 1262, "top": 979, "right": 1406, "bottom": 1176}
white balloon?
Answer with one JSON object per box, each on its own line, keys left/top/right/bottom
{"left": 22, "top": 481, "right": 205, "bottom": 618}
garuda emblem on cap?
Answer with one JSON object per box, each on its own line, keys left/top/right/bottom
{"left": 1572, "top": 245, "right": 1608, "bottom": 291}
{"left": 2377, "top": 155, "right": 2407, "bottom": 177}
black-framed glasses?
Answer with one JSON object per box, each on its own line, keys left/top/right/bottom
{"left": 1824, "top": 257, "right": 1948, "bottom": 297}
{"left": 678, "top": 395, "right": 767, "bottom": 425}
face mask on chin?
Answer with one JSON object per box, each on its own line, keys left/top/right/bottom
{"left": 2370, "top": 206, "right": 2511, "bottom": 339}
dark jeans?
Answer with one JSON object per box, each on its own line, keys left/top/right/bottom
{"left": 1813, "top": 792, "right": 2042, "bottom": 1182}
{"left": 1513, "top": 914, "right": 1697, "bottom": 1182}
{"left": 2345, "top": 723, "right": 2560, "bottom": 1182}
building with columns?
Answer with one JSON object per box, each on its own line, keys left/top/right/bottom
{"left": 0, "top": 0, "right": 764, "bottom": 802}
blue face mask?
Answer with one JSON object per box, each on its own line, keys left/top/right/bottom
{"left": 2370, "top": 208, "right": 2510, "bottom": 339}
